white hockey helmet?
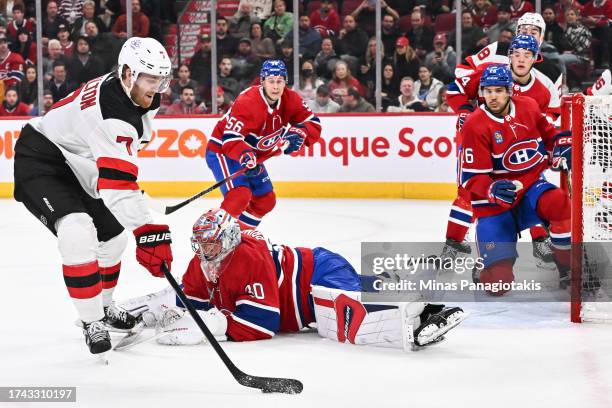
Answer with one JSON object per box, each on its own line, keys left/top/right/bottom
{"left": 516, "top": 13, "right": 546, "bottom": 44}
{"left": 117, "top": 37, "right": 172, "bottom": 93}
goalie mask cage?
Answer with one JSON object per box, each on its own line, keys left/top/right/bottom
{"left": 564, "top": 94, "right": 612, "bottom": 323}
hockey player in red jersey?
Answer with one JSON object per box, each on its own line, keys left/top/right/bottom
{"left": 121, "top": 208, "right": 467, "bottom": 350}
{"left": 206, "top": 60, "right": 322, "bottom": 229}
{"left": 459, "top": 65, "right": 572, "bottom": 295}
{"left": 13, "top": 37, "right": 174, "bottom": 355}
{"left": 587, "top": 69, "right": 612, "bottom": 96}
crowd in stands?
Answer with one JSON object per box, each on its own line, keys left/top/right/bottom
{"left": 0, "top": 0, "right": 610, "bottom": 116}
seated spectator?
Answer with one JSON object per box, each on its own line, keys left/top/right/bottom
{"left": 449, "top": 10, "right": 488, "bottom": 59}
{"left": 487, "top": 3, "right": 515, "bottom": 43}
{"left": 279, "top": 40, "right": 295, "bottom": 85}
{"left": 314, "top": 37, "right": 339, "bottom": 80}
{"left": 263, "top": 0, "right": 293, "bottom": 42}
{"left": 582, "top": 0, "right": 612, "bottom": 68}
{"left": 84, "top": 22, "right": 122, "bottom": 72}
{"left": 67, "top": 36, "right": 104, "bottom": 84}
{"left": 424, "top": 33, "right": 456, "bottom": 84}
{"left": 286, "top": 14, "right": 321, "bottom": 60}
{"left": 471, "top": 0, "right": 497, "bottom": 28}
{"left": 336, "top": 14, "right": 369, "bottom": 65}
{"left": 208, "top": 86, "right": 231, "bottom": 114}
{"left": 0, "top": 32, "right": 25, "bottom": 88}
{"left": 381, "top": 63, "right": 399, "bottom": 111}
{"left": 406, "top": 10, "right": 434, "bottom": 60}
{"left": 238, "top": 0, "right": 272, "bottom": 20}
{"left": 510, "top": 0, "right": 535, "bottom": 21}
{"left": 555, "top": 0, "right": 583, "bottom": 26}
{"left": 381, "top": 13, "right": 401, "bottom": 58}
{"left": 47, "top": 61, "right": 77, "bottom": 102}
{"left": 171, "top": 64, "right": 200, "bottom": 103}
{"left": 413, "top": 65, "right": 443, "bottom": 109}
{"left": 19, "top": 64, "right": 37, "bottom": 106}
{"left": 393, "top": 37, "right": 419, "bottom": 83}
{"left": 250, "top": 22, "right": 275, "bottom": 59}
{"left": 165, "top": 85, "right": 206, "bottom": 115}
{"left": 359, "top": 37, "right": 390, "bottom": 98}
{"left": 218, "top": 57, "right": 240, "bottom": 100}
{"left": 72, "top": 0, "right": 106, "bottom": 40}
{"left": 189, "top": 34, "right": 212, "bottom": 86}
{"left": 309, "top": 0, "right": 341, "bottom": 38}
{"left": 308, "top": 84, "right": 340, "bottom": 113}
{"left": 217, "top": 16, "right": 239, "bottom": 60}
{"left": 339, "top": 86, "right": 375, "bottom": 112}
{"left": 11, "top": 29, "right": 36, "bottom": 65}
{"left": 351, "top": 0, "right": 399, "bottom": 36}
{"left": 57, "top": 25, "right": 75, "bottom": 58}
{"left": 58, "top": 0, "right": 84, "bottom": 25}
{"left": 29, "top": 89, "right": 54, "bottom": 116}
{"left": 387, "top": 76, "right": 428, "bottom": 112}
{"left": 0, "top": 0, "right": 22, "bottom": 21}
{"left": 112, "top": 0, "right": 149, "bottom": 39}
{"left": 0, "top": 87, "right": 29, "bottom": 115}
{"left": 328, "top": 60, "right": 365, "bottom": 104}
{"left": 543, "top": 5, "right": 566, "bottom": 52}
{"left": 296, "top": 59, "right": 324, "bottom": 104}
{"left": 43, "top": 39, "right": 66, "bottom": 81}
{"left": 42, "top": 1, "right": 69, "bottom": 44}
{"left": 7, "top": 4, "right": 35, "bottom": 42}
{"left": 231, "top": 38, "right": 261, "bottom": 87}
{"left": 435, "top": 85, "right": 452, "bottom": 112}
{"left": 229, "top": 2, "right": 260, "bottom": 40}
{"left": 561, "top": 8, "right": 593, "bottom": 88}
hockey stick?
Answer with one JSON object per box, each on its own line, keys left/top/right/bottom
{"left": 161, "top": 262, "right": 303, "bottom": 394}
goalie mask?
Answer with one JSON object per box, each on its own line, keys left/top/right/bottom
{"left": 191, "top": 209, "right": 241, "bottom": 282}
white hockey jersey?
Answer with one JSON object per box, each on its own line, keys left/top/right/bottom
{"left": 28, "top": 73, "right": 159, "bottom": 230}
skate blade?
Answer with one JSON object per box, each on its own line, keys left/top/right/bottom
{"left": 417, "top": 312, "right": 470, "bottom": 346}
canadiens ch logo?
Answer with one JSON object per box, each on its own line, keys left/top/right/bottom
{"left": 501, "top": 139, "right": 544, "bottom": 172}
{"left": 493, "top": 131, "right": 504, "bottom": 144}
{"left": 246, "top": 128, "right": 285, "bottom": 151}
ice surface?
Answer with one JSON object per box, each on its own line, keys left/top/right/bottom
{"left": 2, "top": 198, "right": 611, "bottom": 408}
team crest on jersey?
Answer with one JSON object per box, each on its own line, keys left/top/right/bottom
{"left": 246, "top": 128, "right": 285, "bottom": 151}
{"left": 493, "top": 131, "right": 504, "bottom": 144}
{"left": 501, "top": 139, "right": 544, "bottom": 172}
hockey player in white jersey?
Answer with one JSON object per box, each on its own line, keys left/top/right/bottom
{"left": 13, "top": 37, "right": 174, "bottom": 355}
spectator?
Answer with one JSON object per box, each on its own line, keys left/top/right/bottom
{"left": 189, "top": 34, "right": 212, "bottom": 86}
{"left": 19, "top": 64, "right": 37, "bottom": 106}
{"left": 392, "top": 37, "right": 419, "bottom": 83}
{"left": 0, "top": 33, "right": 25, "bottom": 88}
{"left": 229, "top": 2, "right": 260, "bottom": 40}
{"left": 308, "top": 84, "right": 340, "bottom": 113}
{"left": 279, "top": 40, "right": 295, "bottom": 85}
{"left": 67, "top": 36, "right": 104, "bottom": 84}
{"left": 413, "top": 65, "right": 443, "bottom": 109}
{"left": 286, "top": 15, "right": 321, "bottom": 59}
{"left": 435, "top": 85, "right": 451, "bottom": 112}
{"left": 208, "top": 86, "right": 231, "bottom": 114}
{"left": 112, "top": 0, "right": 150, "bottom": 39}
{"left": 405, "top": 10, "right": 434, "bottom": 60}
{"left": 449, "top": 10, "right": 488, "bottom": 59}
{"left": 165, "top": 85, "right": 206, "bottom": 115}
{"left": 57, "top": 24, "right": 74, "bottom": 58}
{"left": 561, "top": 8, "right": 593, "bottom": 88}
{"left": 42, "top": 1, "right": 69, "bottom": 43}
{"left": 217, "top": 16, "right": 239, "bottom": 60}
{"left": 351, "top": 0, "right": 399, "bottom": 36}
{"left": 339, "top": 86, "right": 375, "bottom": 112}
{"left": 543, "top": 6, "right": 566, "bottom": 52}
{"left": 0, "top": 86, "right": 29, "bottom": 115}
{"left": 29, "top": 89, "right": 54, "bottom": 116}
{"left": 582, "top": 0, "right": 612, "bottom": 68}
{"left": 381, "top": 14, "right": 401, "bottom": 58}
{"left": 359, "top": 37, "right": 390, "bottom": 98}
{"left": 471, "top": 0, "right": 497, "bottom": 28}
{"left": 58, "top": 0, "right": 84, "bottom": 24}
{"left": 231, "top": 38, "right": 261, "bottom": 87}
{"left": 336, "top": 14, "right": 369, "bottom": 68}
{"left": 309, "top": 0, "right": 341, "bottom": 37}
{"left": 218, "top": 57, "right": 240, "bottom": 100}
{"left": 72, "top": 0, "right": 106, "bottom": 40}
{"left": 314, "top": 37, "right": 339, "bottom": 80}
{"left": 0, "top": 0, "right": 23, "bottom": 20}
{"left": 84, "top": 22, "right": 122, "bottom": 72}
{"left": 250, "top": 22, "right": 275, "bottom": 59}
{"left": 425, "top": 32, "right": 456, "bottom": 84}
{"left": 496, "top": 28, "right": 514, "bottom": 54}
{"left": 47, "top": 61, "right": 76, "bottom": 102}
{"left": 7, "top": 4, "right": 35, "bottom": 42}
{"left": 328, "top": 60, "right": 365, "bottom": 104}
{"left": 43, "top": 39, "right": 67, "bottom": 81}
{"left": 171, "top": 64, "right": 199, "bottom": 102}
{"left": 486, "top": 3, "right": 516, "bottom": 43}
{"left": 296, "top": 59, "right": 324, "bottom": 104}
{"left": 381, "top": 63, "right": 399, "bottom": 111}
{"left": 555, "top": 0, "right": 583, "bottom": 26}
{"left": 263, "top": 0, "right": 293, "bottom": 42}
{"left": 510, "top": 0, "right": 535, "bottom": 21}
{"left": 387, "top": 76, "right": 428, "bottom": 112}
{"left": 11, "top": 29, "right": 36, "bottom": 65}
{"left": 238, "top": 0, "right": 272, "bottom": 20}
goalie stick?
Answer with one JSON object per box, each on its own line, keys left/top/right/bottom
{"left": 161, "top": 262, "right": 304, "bottom": 394}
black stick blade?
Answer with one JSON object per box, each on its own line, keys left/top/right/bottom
{"left": 238, "top": 374, "right": 303, "bottom": 394}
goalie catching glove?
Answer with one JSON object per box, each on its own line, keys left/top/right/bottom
{"left": 134, "top": 224, "right": 173, "bottom": 277}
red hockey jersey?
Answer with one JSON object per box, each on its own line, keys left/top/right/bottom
{"left": 0, "top": 51, "right": 24, "bottom": 87}
{"left": 181, "top": 230, "right": 315, "bottom": 341}
{"left": 460, "top": 96, "right": 558, "bottom": 218}
{"left": 208, "top": 85, "right": 322, "bottom": 161}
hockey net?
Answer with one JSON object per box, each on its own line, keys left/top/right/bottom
{"left": 566, "top": 94, "right": 612, "bottom": 322}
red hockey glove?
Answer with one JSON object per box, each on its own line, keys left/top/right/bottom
{"left": 134, "top": 224, "right": 173, "bottom": 277}
{"left": 239, "top": 150, "right": 263, "bottom": 177}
